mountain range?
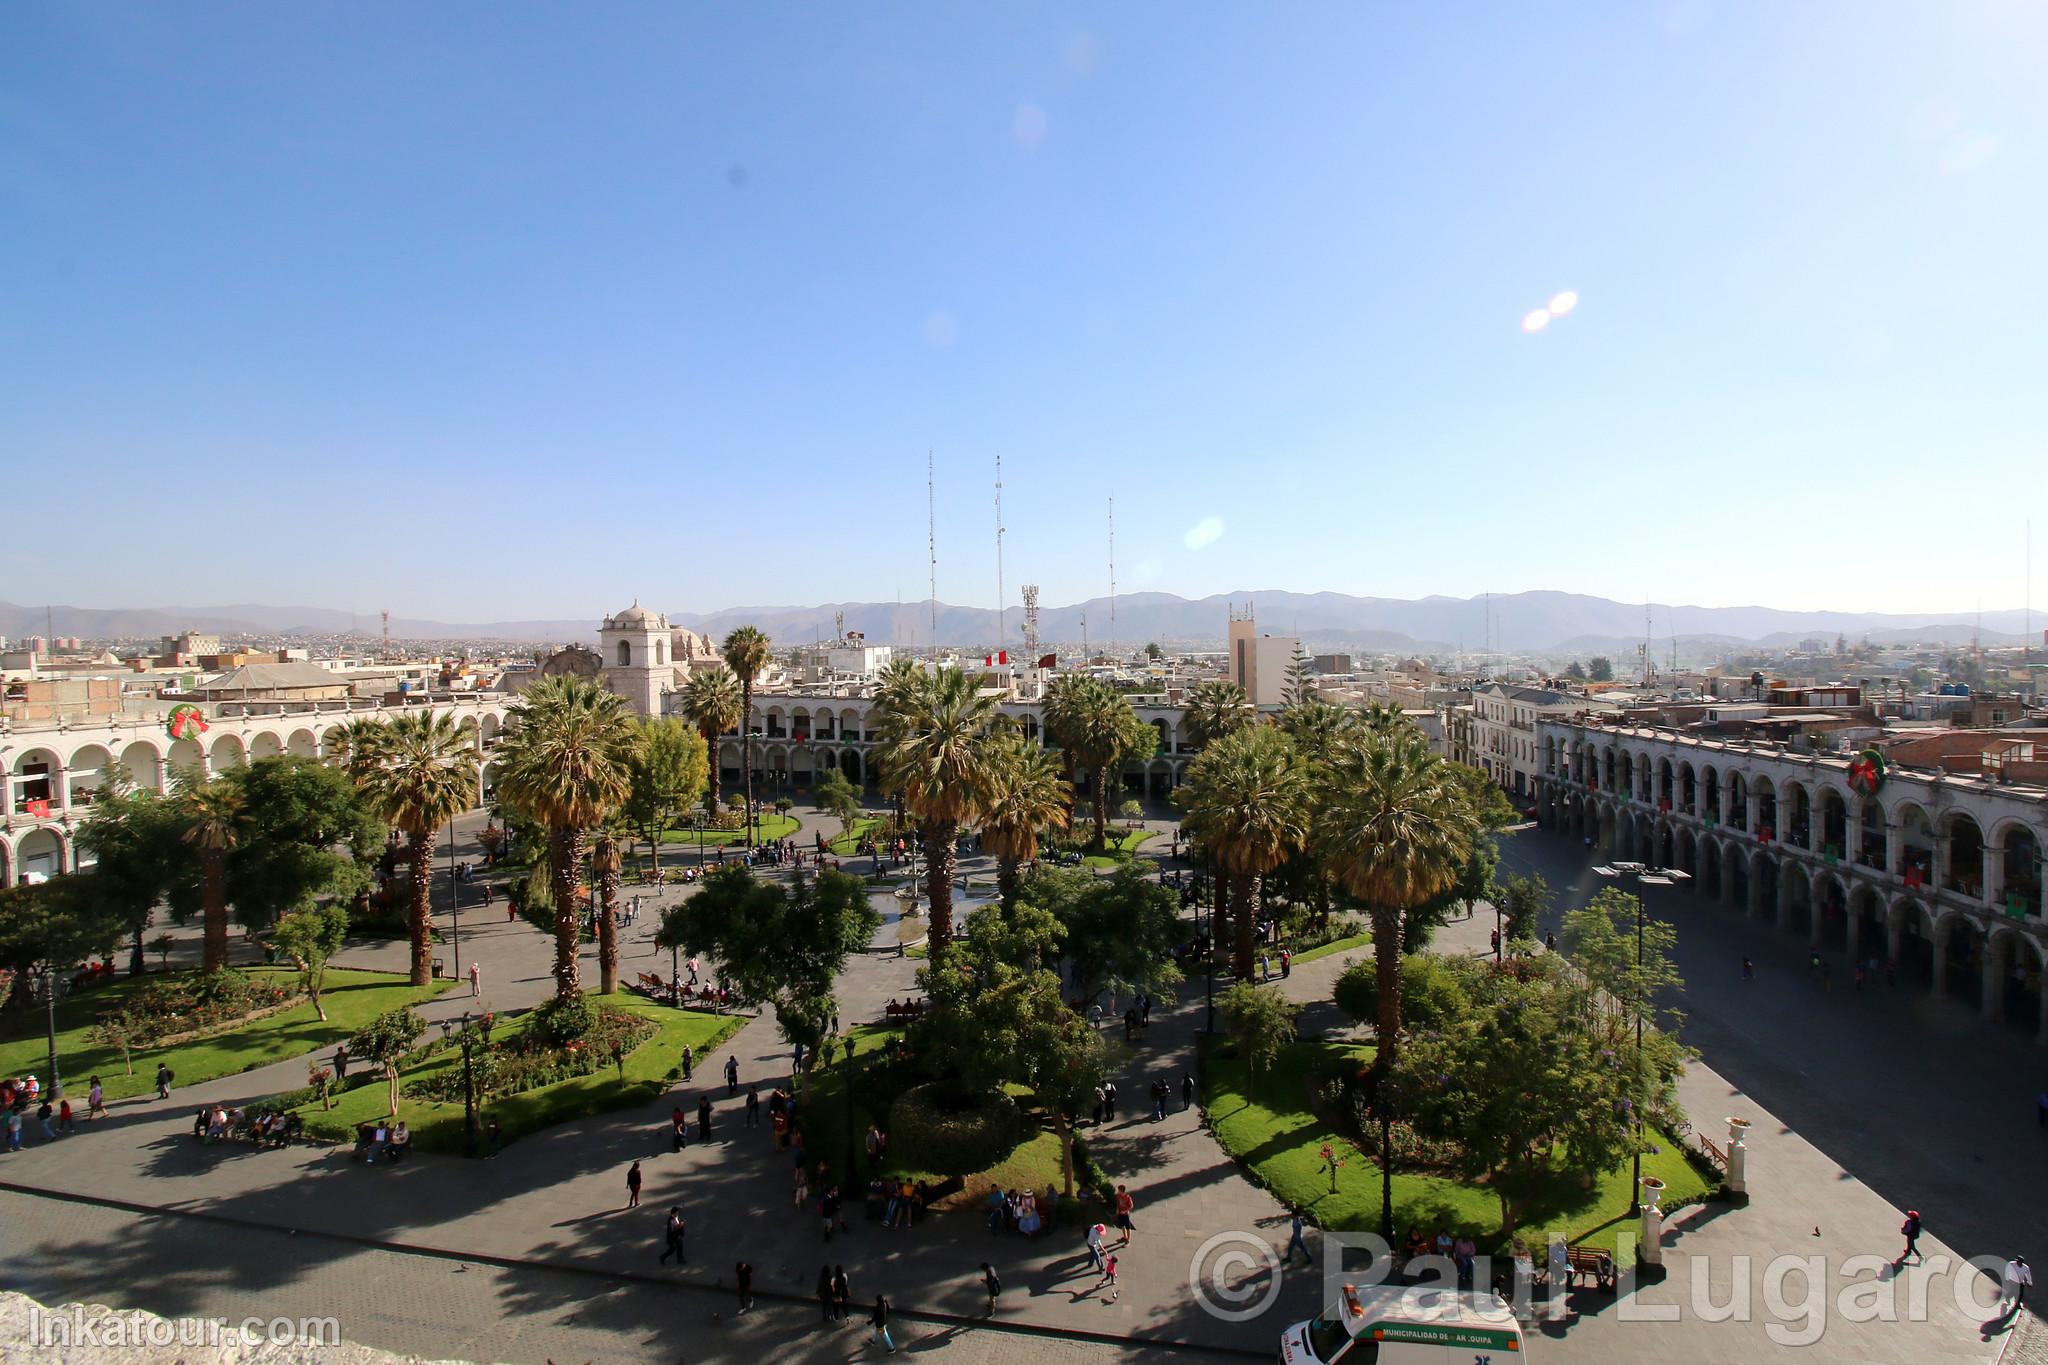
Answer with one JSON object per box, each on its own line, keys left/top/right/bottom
{"left": 2, "top": 592, "right": 2035, "bottom": 657}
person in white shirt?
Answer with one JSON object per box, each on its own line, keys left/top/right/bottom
{"left": 2002, "top": 1255, "right": 2032, "bottom": 1311}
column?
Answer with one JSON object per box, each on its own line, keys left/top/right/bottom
{"left": 1886, "top": 824, "right": 1902, "bottom": 878}
{"left": 1981, "top": 945, "right": 2004, "bottom": 1024}
{"left": 1931, "top": 923, "right": 1949, "bottom": 999}
{"left": 1845, "top": 905, "right": 1862, "bottom": 964}
{"left": 1746, "top": 789, "right": 1761, "bottom": 837}
{"left": 55, "top": 763, "right": 72, "bottom": 815}
{"left": 1846, "top": 815, "right": 1862, "bottom": 867}
{"left": 1983, "top": 844, "right": 2003, "bottom": 911}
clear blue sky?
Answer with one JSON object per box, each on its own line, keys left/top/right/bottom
{"left": 7, "top": 2, "right": 2045, "bottom": 623}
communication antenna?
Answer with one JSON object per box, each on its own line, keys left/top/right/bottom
{"left": 2027, "top": 519, "right": 2034, "bottom": 703}
{"left": 995, "top": 454, "right": 1007, "bottom": 655}
{"left": 1108, "top": 497, "right": 1116, "bottom": 660}
{"left": 1081, "top": 611, "right": 1089, "bottom": 665}
{"left": 927, "top": 452, "right": 938, "bottom": 651}
{"left": 834, "top": 610, "right": 845, "bottom": 645}
{"left": 1643, "top": 601, "right": 1654, "bottom": 686}
{"left": 1022, "top": 584, "right": 1041, "bottom": 661}
{"left": 382, "top": 610, "right": 391, "bottom": 650}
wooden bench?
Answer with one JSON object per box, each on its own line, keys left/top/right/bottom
{"left": 1565, "top": 1246, "right": 1617, "bottom": 1292}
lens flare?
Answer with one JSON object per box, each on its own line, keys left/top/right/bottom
{"left": 1548, "top": 290, "right": 1579, "bottom": 316}
{"left": 1521, "top": 309, "right": 1551, "bottom": 333}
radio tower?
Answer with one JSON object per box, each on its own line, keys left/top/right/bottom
{"left": 1022, "top": 585, "right": 1041, "bottom": 662}
{"left": 927, "top": 452, "right": 938, "bottom": 652}
{"left": 1107, "top": 497, "right": 1117, "bottom": 660}
{"left": 995, "top": 455, "right": 1007, "bottom": 656}
{"left": 381, "top": 610, "right": 390, "bottom": 652}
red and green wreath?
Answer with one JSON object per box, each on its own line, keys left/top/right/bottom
{"left": 1847, "top": 747, "right": 1887, "bottom": 797}
{"left": 165, "top": 703, "right": 210, "bottom": 742}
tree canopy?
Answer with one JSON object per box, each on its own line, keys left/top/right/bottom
{"left": 1015, "top": 863, "right": 1182, "bottom": 1007}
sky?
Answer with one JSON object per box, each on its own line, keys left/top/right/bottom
{"left": 6, "top": 2, "right": 2047, "bottom": 623}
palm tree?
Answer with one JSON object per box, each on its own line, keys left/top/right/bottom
{"left": 976, "top": 731, "right": 1072, "bottom": 913}
{"left": 493, "top": 677, "right": 641, "bottom": 1003}
{"left": 1277, "top": 699, "right": 1356, "bottom": 764}
{"left": 179, "top": 779, "right": 244, "bottom": 972}
{"left": 1043, "top": 675, "right": 1155, "bottom": 851}
{"left": 1177, "top": 725, "right": 1307, "bottom": 981}
{"left": 591, "top": 825, "right": 626, "bottom": 995}
{"left": 344, "top": 711, "right": 479, "bottom": 987}
{"left": 678, "top": 665, "right": 743, "bottom": 815}
{"left": 1182, "top": 680, "right": 1254, "bottom": 750}
{"left": 1316, "top": 727, "right": 1478, "bottom": 1074}
{"left": 873, "top": 665, "right": 998, "bottom": 957}
{"left": 720, "top": 626, "right": 773, "bottom": 846}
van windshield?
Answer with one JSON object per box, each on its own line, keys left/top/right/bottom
{"left": 1306, "top": 1314, "right": 1374, "bottom": 1363}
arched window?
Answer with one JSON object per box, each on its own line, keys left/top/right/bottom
{"left": 617, "top": 641, "right": 632, "bottom": 667}
{"left": 655, "top": 640, "right": 666, "bottom": 665}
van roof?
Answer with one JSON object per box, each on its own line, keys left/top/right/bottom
{"left": 1339, "top": 1285, "right": 1522, "bottom": 1350}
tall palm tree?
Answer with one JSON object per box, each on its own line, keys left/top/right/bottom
{"left": 493, "top": 677, "right": 641, "bottom": 1003}
{"left": 874, "top": 665, "right": 998, "bottom": 957}
{"left": 976, "top": 731, "right": 1072, "bottom": 913}
{"left": 1316, "top": 727, "right": 1478, "bottom": 1075}
{"left": 1043, "top": 675, "right": 1155, "bottom": 851}
{"left": 180, "top": 779, "right": 244, "bottom": 972}
{"left": 678, "top": 665, "right": 744, "bottom": 814}
{"left": 720, "top": 626, "right": 773, "bottom": 845}
{"left": 1277, "top": 699, "right": 1356, "bottom": 765}
{"left": 1177, "top": 725, "right": 1307, "bottom": 981}
{"left": 591, "top": 825, "right": 626, "bottom": 995}
{"left": 344, "top": 711, "right": 480, "bottom": 987}
{"left": 1182, "top": 680, "right": 1254, "bottom": 750}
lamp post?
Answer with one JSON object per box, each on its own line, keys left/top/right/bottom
{"left": 1626, "top": 895, "right": 1646, "bottom": 1217}
{"left": 43, "top": 967, "right": 60, "bottom": 1097}
{"left": 447, "top": 818, "right": 462, "bottom": 983}
{"left": 1378, "top": 1103, "right": 1394, "bottom": 1242}
{"left": 840, "top": 1034, "right": 858, "bottom": 1187}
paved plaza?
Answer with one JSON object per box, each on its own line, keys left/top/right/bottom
{"left": 0, "top": 805, "right": 2034, "bottom": 1362}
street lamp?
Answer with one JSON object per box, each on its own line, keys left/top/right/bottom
{"left": 447, "top": 819, "right": 462, "bottom": 983}
{"left": 1626, "top": 896, "right": 1646, "bottom": 1217}
{"left": 43, "top": 967, "right": 60, "bottom": 1098}
{"left": 839, "top": 1034, "right": 858, "bottom": 1188}
{"left": 1377, "top": 1090, "right": 1395, "bottom": 1243}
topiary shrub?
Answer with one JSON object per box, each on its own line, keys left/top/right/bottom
{"left": 529, "top": 995, "right": 597, "bottom": 1047}
{"left": 888, "top": 1084, "right": 1025, "bottom": 1176}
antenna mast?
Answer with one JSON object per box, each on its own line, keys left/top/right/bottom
{"left": 1643, "top": 602, "right": 1653, "bottom": 686}
{"left": 1108, "top": 497, "right": 1116, "bottom": 661}
{"left": 1022, "top": 585, "right": 1041, "bottom": 663}
{"left": 927, "top": 452, "right": 938, "bottom": 652}
{"left": 995, "top": 454, "right": 1007, "bottom": 656}
{"left": 382, "top": 610, "right": 391, "bottom": 652}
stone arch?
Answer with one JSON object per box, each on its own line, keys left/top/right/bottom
{"left": 1981, "top": 926, "right": 2044, "bottom": 1028}
{"left": 1749, "top": 848, "right": 1776, "bottom": 919}
{"left": 1147, "top": 757, "right": 1173, "bottom": 799}
{"left": 1601, "top": 744, "right": 1618, "bottom": 792}
{"left": 249, "top": 731, "right": 284, "bottom": 761}
{"left": 321, "top": 724, "right": 350, "bottom": 759}
{"left": 1657, "top": 757, "right": 1675, "bottom": 808}
{"left": 791, "top": 707, "right": 813, "bottom": 741}
{"left": 1855, "top": 796, "right": 1885, "bottom": 870}
{"left": 118, "top": 740, "right": 164, "bottom": 792}
{"left": 838, "top": 707, "right": 863, "bottom": 742}
{"left": 1753, "top": 775, "right": 1778, "bottom": 842}
{"left": 8, "top": 745, "right": 62, "bottom": 813}
{"left": 15, "top": 825, "right": 68, "bottom": 879}
{"left": 1723, "top": 840, "right": 1749, "bottom": 908}
{"left": 1780, "top": 779, "right": 1812, "bottom": 851}
{"left": 1894, "top": 801, "right": 1934, "bottom": 886}
{"left": 1890, "top": 898, "right": 1934, "bottom": 987}
{"left": 0, "top": 839, "right": 10, "bottom": 888}
{"left": 617, "top": 640, "right": 633, "bottom": 667}
{"left": 1995, "top": 821, "right": 2043, "bottom": 920}
{"left": 1618, "top": 750, "right": 1636, "bottom": 802}
{"left": 288, "top": 728, "right": 319, "bottom": 759}
{"left": 1815, "top": 786, "right": 1849, "bottom": 861}
{"left": 166, "top": 736, "right": 207, "bottom": 782}
{"left": 1941, "top": 811, "right": 1986, "bottom": 900}
{"left": 719, "top": 741, "right": 744, "bottom": 786}
{"left": 1677, "top": 826, "right": 1698, "bottom": 884}
{"left": 1933, "top": 911, "right": 1984, "bottom": 1004}
{"left": 209, "top": 732, "right": 247, "bottom": 771}
{"left": 480, "top": 713, "right": 502, "bottom": 745}
{"left": 840, "top": 748, "right": 864, "bottom": 785}
{"left": 65, "top": 743, "right": 115, "bottom": 808}
{"left": 1678, "top": 761, "right": 1697, "bottom": 815}
{"left": 1847, "top": 882, "right": 1886, "bottom": 964}
{"left": 1702, "top": 764, "right": 1721, "bottom": 824}
{"left": 1813, "top": 871, "right": 1849, "bottom": 949}
{"left": 1596, "top": 802, "right": 1617, "bottom": 853}
{"left": 1727, "top": 772, "right": 1748, "bottom": 831}
{"left": 1654, "top": 818, "right": 1674, "bottom": 869}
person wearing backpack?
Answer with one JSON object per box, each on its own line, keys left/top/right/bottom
{"left": 155, "top": 1063, "right": 175, "bottom": 1100}
{"left": 869, "top": 1293, "right": 895, "bottom": 1352}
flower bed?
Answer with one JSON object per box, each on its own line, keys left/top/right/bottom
{"left": 101, "top": 969, "right": 296, "bottom": 1047}
{"left": 404, "top": 1006, "right": 658, "bottom": 1104}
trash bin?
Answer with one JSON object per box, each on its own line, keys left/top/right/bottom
{"left": 432, "top": 957, "right": 446, "bottom": 978}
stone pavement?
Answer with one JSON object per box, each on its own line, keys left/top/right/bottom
{"left": 2, "top": 799, "right": 2021, "bottom": 1362}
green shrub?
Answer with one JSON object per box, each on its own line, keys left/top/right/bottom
{"left": 529, "top": 996, "right": 597, "bottom": 1047}
{"left": 888, "top": 1084, "right": 1025, "bottom": 1176}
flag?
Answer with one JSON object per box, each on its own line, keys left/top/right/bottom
{"left": 1038, "top": 653, "right": 1057, "bottom": 669}
{"left": 997, "top": 650, "right": 1008, "bottom": 665}
{"left": 25, "top": 799, "right": 51, "bottom": 818}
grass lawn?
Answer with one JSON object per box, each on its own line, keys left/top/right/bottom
{"left": 0, "top": 968, "right": 452, "bottom": 1104}
{"left": 1202, "top": 1036, "right": 1709, "bottom": 1252}
{"left": 827, "top": 817, "right": 883, "bottom": 855}
{"left": 1078, "top": 828, "right": 1157, "bottom": 868}
{"left": 1289, "top": 932, "right": 1370, "bottom": 966}
{"left": 657, "top": 813, "right": 800, "bottom": 848}
{"left": 295, "top": 993, "right": 742, "bottom": 1154}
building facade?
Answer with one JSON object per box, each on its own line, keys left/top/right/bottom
{"left": 1533, "top": 719, "right": 2048, "bottom": 1041}
{"left": 1226, "top": 614, "right": 1300, "bottom": 708}
{"left": 1471, "top": 684, "right": 1610, "bottom": 798}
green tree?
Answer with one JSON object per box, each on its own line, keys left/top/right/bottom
{"left": 1019, "top": 863, "right": 1183, "bottom": 1007}
{"left": 207, "top": 757, "right": 380, "bottom": 941}
{"left": 974, "top": 732, "right": 1071, "bottom": 912}
{"left": 0, "top": 877, "right": 128, "bottom": 1004}
{"left": 621, "top": 716, "right": 710, "bottom": 875}
{"left": 88, "top": 1008, "right": 141, "bottom": 1075}
{"left": 1043, "top": 674, "right": 1154, "bottom": 851}
{"left": 590, "top": 827, "right": 625, "bottom": 994}
{"left": 873, "top": 664, "right": 998, "bottom": 957}
{"left": 1181, "top": 680, "right": 1253, "bottom": 749}
{"left": 1178, "top": 725, "right": 1307, "bottom": 981}
{"left": 813, "top": 767, "right": 863, "bottom": 840}
{"left": 1564, "top": 661, "right": 1587, "bottom": 681}
{"left": 658, "top": 866, "right": 879, "bottom": 1056}
{"left": 1276, "top": 700, "right": 1356, "bottom": 765}
{"left": 345, "top": 712, "right": 479, "bottom": 986}
{"left": 678, "top": 665, "right": 744, "bottom": 812}
{"left": 1588, "top": 656, "right": 1614, "bottom": 683}
{"left": 1144, "top": 641, "right": 1162, "bottom": 661}
{"left": 1219, "top": 980, "right": 1298, "bottom": 1077}
{"left": 720, "top": 626, "right": 774, "bottom": 844}
{"left": 493, "top": 676, "right": 641, "bottom": 1004}
{"left": 1315, "top": 727, "right": 1478, "bottom": 1075}
{"left": 1392, "top": 955, "right": 1684, "bottom": 1235}
{"left": 267, "top": 902, "right": 350, "bottom": 1021}
{"left": 1333, "top": 953, "right": 1465, "bottom": 1036}
{"left": 1560, "top": 889, "right": 1685, "bottom": 1031}
{"left": 348, "top": 1006, "right": 427, "bottom": 1117}
{"left": 1282, "top": 646, "right": 1318, "bottom": 709}
{"left": 75, "top": 777, "right": 184, "bottom": 974}
{"left": 1493, "top": 873, "right": 1552, "bottom": 948}
{"left": 178, "top": 777, "right": 243, "bottom": 972}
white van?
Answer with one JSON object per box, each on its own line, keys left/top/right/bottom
{"left": 1280, "top": 1283, "right": 1526, "bottom": 1363}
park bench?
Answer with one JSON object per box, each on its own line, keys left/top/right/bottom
{"left": 1564, "top": 1246, "right": 1617, "bottom": 1292}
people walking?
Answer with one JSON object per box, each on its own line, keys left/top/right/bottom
{"left": 1284, "top": 1211, "right": 1311, "bottom": 1265}
{"left": 1897, "top": 1210, "right": 1922, "bottom": 1265}
{"left": 1181, "top": 1074, "right": 1196, "bottom": 1111}
{"left": 87, "top": 1077, "right": 106, "bottom": 1121}
{"left": 2002, "top": 1255, "right": 2032, "bottom": 1311}
{"left": 735, "top": 1260, "right": 754, "bottom": 1313}
{"left": 725, "top": 1054, "right": 740, "bottom": 1095}
{"left": 468, "top": 961, "right": 481, "bottom": 997}
{"left": 334, "top": 1046, "right": 349, "bottom": 1080}
{"left": 817, "top": 1265, "right": 835, "bottom": 1322}
{"left": 832, "top": 1266, "right": 851, "bottom": 1321}
{"left": 746, "top": 1084, "right": 760, "bottom": 1128}
{"left": 154, "top": 1063, "right": 174, "bottom": 1099}
{"left": 681, "top": 1044, "right": 694, "bottom": 1081}
{"left": 980, "top": 1262, "right": 1001, "bottom": 1316}
{"left": 698, "top": 1094, "right": 713, "bottom": 1141}
{"left": 659, "top": 1207, "right": 687, "bottom": 1265}
{"left": 626, "top": 1160, "right": 643, "bottom": 1208}
{"left": 1097, "top": 1252, "right": 1120, "bottom": 1302}
{"left": 1086, "top": 1221, "right": 1107, "bottom": 1271}
{"left": 868, "top": 1294, "right": 895, "bottom": 1353}
{"left": 1113, "top": 1185, "right": 1137, "bottom": 1244}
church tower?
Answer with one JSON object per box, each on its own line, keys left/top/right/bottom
{"left": 599, "top": 601, "right": 671, "bottom": 717}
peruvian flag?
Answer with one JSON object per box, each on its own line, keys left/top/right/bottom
{"left": 983, "top": 651, "right": 1009, "bottom": 666}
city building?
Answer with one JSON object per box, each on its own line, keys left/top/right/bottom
{"left": 1226, "top": 607, "right": 1299, "bottom": 708}
{"left": 1470, "top": 682, "right": 1615, "bottom": 798}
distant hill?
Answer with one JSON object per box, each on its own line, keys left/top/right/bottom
{"left": 2, "top": 592, "right": 2032, "bottom": 655}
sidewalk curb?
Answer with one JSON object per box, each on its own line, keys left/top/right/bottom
{"left": 0, "top": 1179, "right": 1264, "bottom": 1360}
